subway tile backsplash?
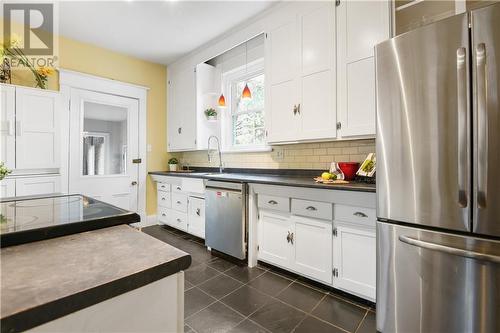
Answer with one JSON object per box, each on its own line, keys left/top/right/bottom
{"left": 177, "top": 139, "right": 375, "bottom": 170}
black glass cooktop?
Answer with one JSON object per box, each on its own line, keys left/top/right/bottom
{"left": 0, "top": 194, "right": 140, "bottom": 247}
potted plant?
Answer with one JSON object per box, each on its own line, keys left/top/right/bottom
{"left": 204, "top": 108, "right": 218, "bottom": 121}
{"left": 168, "top": 157, "right": 179, "bottom": 172}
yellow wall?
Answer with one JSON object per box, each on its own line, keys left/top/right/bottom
{"left": 5, "top": 35, "right": 168, "bottom": 216}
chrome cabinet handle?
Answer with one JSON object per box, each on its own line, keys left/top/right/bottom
{"left": 353, "top": 212, "right": 368, "bottom": 218}
{"left": 286, "top": 231, "right": 291, "bottom": 243}
{"left": 131, "top": 181, "right": 138, "bottom": 186}
{"left": 456, "top": 47, "right": 468, "bottom": 208}
{"left": 268, "top": 200, "right": 278, "bottom": 205}
{"left": 162, "top": 213, "right": 166, "bottom": 217}
{"left": 306, "top": 206, "right": 317, "bottom": 211}
{"left": 176, "top": 218, "right": 182, "bottom": 223}
{"left": 399, "top": 235, "right": 500, "bottom": 264}
{"left": 297, "top": 103, "right": 301, "bottom": 115}
{"left": 196, "top": 208, "right": 201, "bottom": 216}
{"left": 176, "top": 200, "right": 182, "bottom": 204}
{"left": 293, "top": 105, "right": 298, "bottom": 115}
{"left": 290, "top": 232, "right": 294, "bottom": 245}
{"left": 476, "top": 43, "right": 487, "bottom": 209}
{"left": 176, "top": 186, "right": 181, "bottom": 191}
{"left": 161, "top": 197, "right": 166, "bottom": 200}
{"left": 178, "top": 127, "right": 182, "bottom": 134}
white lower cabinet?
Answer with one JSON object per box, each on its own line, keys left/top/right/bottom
{"left": 292, "top": 216, "right": 332, "bottom": 284}
{"left": 0, "top": 178, "right": 15, "bottom": 198}
{"left": 15, "top": 176, "right": 61, "bottom": 197}
{"left": 187, "top": 197, "right": 205, "bottom": 238}
{"left": 255, "top": 186, "right": 376, "bottom": 301}
{"left": 258, "top": 210, "right": 294, "bottom": 268}
{"left": 154, "top": 177, "right": 206, "bottom": 239}
{"left": 332, "top": 225, "right": 376, "bottom": 301}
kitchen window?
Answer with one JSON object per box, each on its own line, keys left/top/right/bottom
{"left": 222, "top": 67, "right": 268, "bottom": 152}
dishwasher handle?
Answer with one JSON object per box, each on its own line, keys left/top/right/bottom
{"left": 206, "top": 186, "right": 242, "bottom": 194}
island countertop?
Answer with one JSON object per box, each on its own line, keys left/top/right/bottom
{"left": 0, "top": 225, "right": 191, "bottom": 333}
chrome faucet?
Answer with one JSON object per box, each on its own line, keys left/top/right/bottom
{"left": 207, "top": 135, "right": 223, "bottom": 173}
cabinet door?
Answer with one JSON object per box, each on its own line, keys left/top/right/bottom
{"left": 188, "top": 197, "right": 205, "bottom": 239}
{"left": 300, "top": 4, "right": 336, "bottom": 140}
{"left": 337, "top": 0, "right": 390, "bottom": 137}
{"left": 168, "top": 67, "right": 196, "bottom": 151}
{"left": 258, "top": 210, "right": 293, "bottom": 269}
{"left": 292, "top": 215, "right": 332, "bottom": 284}
{"left": 265, "top": 20, "right": 301, "bottom": 143}
{"left": 15, "top": 87, "right": 60, "bottom": 169}
{"left": 0, "top": 85, "right": 15, "bottom": 170}
{"left": 0, "top": 178, "right": 15, "bottom": 198}
{"left": 16, "top": 176, "right": 61, "bottom": 196}
{"left": 333, "top": 225, "right": 376, "bottom": 301}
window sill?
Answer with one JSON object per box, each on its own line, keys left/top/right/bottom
{"left": 221, "top": 146, "right": 272, "bottom": 154}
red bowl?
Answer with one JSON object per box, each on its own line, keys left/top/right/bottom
{"left": 338, "top": 162, "right": 359, "bottom": 181}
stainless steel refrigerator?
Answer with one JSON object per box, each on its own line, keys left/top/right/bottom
{"left": 375, "top": 3, "right": 500, "bottom": 332}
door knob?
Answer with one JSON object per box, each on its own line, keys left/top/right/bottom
{"left": 131, "top": 181, "right": 138, "bottom": 186}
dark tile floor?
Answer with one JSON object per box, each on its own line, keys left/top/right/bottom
{"left": 142, "top": 225, "right": 376, "bottom": 333}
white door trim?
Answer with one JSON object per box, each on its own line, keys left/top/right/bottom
{"left": 59, "top": 69, "right": 148, "bottom": 222}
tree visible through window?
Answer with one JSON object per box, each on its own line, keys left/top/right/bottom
{"left": 231, "top": 74, "right": 265, "bottom": 147}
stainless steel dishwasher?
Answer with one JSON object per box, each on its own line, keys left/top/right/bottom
{"left": 205, "top": 180, "right": 247, "bottom": 260}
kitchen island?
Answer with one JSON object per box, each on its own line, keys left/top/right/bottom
{"left": 0, "top": 195, "right": 191, "bottom": 333}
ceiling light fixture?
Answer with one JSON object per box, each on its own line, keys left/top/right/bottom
{"left": 241, "top": 41, "right": 252, "bottom": 101}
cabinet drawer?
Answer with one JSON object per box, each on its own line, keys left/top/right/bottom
{"left": 172, "top": 193, "right": 188, "bottom": 212}
{"left": 158, "top": 207, "right": 171, "bottom": 225}
{"left": 292, "top": 199, "right": 332, "bottom": 220}
{"left": 171, "top": 211, "right": 188, "bottom": 232}
{"left": 172, "top": 184, "right": 184, "bottom": 193}
{"left": 334, "top": 205, "right": 376, "bottom": 227}
{"left": 157, "top": 183, "right": 171, "bottom": 192}
{"left": 258, "top": 194, "right": 290, "bottom": 212}
{"left": 157, "top": 191, "right": 171, "bottom": 208}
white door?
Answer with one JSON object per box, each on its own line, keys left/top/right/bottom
{"left": 265, "top": 20, "right": 301, "bottom": 143}
{"left": 15, "top": 87, "right": 60, "bottom": 170}
{"left": 188, "top": 197, "right": 205, "bottom": 239}
{"left": 258, "top": 210, "right": 293, "bottom": 269}
{"left": 0, "top": 85, "right": 15, "bottom": 170}
{"left": 0, "top": 178, "right": 15, "bottom": 198}
{"left": 16, "top": 176, "right": 61, "bottom": 196}
{"left": 333, "top": 225, "right": 376, "bottom": 300}
{"left": 300, "top": 3, "right": 337, "bottom": 141}
{"left": 337, "top": 0, "right": 390, "bottom": 137}
{"left": 292, "top": 215, "right": 332, "bottom": 284}
{"left": 69, "top": 89, "right": 139, "bottom": 211}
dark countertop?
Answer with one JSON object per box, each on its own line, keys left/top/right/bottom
{"left": 149, "top": 169, "right": 376, "bottom": 193}
{"left": 0, "top": 225, "right": 191, "bottom": 333}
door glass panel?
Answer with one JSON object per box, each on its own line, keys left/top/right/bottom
{"left": 82, "top": 101, "right": 128, "bottom": 176}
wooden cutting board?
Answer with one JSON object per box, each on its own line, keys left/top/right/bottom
{"left": 313, "top": 177, "right": 349, "bottom": 184}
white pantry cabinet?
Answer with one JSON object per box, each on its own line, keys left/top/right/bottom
{"left": 15, "top": 87, "right": 60, "bottom": 170}
{"left": 265, "top": 1, "right": 337, "bottom": 143}
{"left": 337, "top": 0, "right": 390, "bottom": 137}
{"left": 15, "top": 176, "right": 61, "bottom": 196}
{"left": 167, "top": 67, "right": 197, "bottom": 151}
{"left": 1, "top": 85, "right": 15, "bottom": 170}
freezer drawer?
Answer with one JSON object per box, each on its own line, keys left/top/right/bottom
{"left": 377, "top": 222, "right": 500, "bottom": 333}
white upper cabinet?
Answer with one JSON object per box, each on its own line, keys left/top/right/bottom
{"left": 0, "top": 85, "right": 16, "bottom": 170}
{"left": 266, "top": 2, "right": 336, "bottom": 144}
{"left": 167, "top": 67, "right": 197, "bottom": 151}
{"left": 337, "top": 0, "right": 390, "bottom": 137}
{"left": 15, "top": 87, "right": 60, "bottom": 170}
{"left": 195, "top": 63, "right": 220, "bottom": 150}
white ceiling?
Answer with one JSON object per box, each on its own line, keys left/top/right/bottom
{"left": 59, "top": 1, "right": 277, "bottom": 65}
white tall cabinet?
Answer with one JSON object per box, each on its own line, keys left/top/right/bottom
{"left": 0, "top": 84, "right": 61, "bottom": 197}
{"left": 265, "top": 1, "right": 337, "bottom": 143}
{"left": 337, "top": 0, "right": 390, "bottom": 137}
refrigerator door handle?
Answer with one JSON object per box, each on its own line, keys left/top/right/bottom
{"left": 456, "top": 47, "right": 468, "bottom": 208}
{"left": 476, "top": 43, "right": 488, "bottom": 209}
{"left": 399, "top": 235, "right": 500, "bottom": 264}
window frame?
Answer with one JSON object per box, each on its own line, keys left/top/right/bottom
{"left": 221, "top": 60, "right": 269, "bottom": 153}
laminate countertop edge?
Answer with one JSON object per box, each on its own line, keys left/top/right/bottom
{"left": 0, "top": 225, "right": 192, "bottom": 333}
